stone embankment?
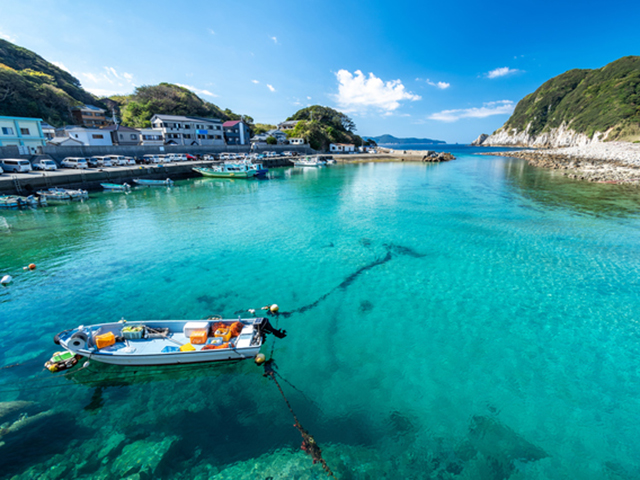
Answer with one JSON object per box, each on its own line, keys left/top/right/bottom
{"left": 335, "top": 149, "right": 455, "bottom": 163}
{"left": 486, "top": 142, "right": 640, "bottom": 183}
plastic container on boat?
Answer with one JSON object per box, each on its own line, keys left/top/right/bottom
{"left": 95, "top": 332, "right": 116, "bottom": 349}
{"left": 183, "top": 321, "right": 209, "bottom": 338}
{"left": 179, "top": 343, "right": 196, "bottom": 352}
{"left": 214, "top": 327, "right": 232, "bottom": 342}
{"left": 122, "top": 326, "right": 143, "bottom": 340}
{"left": 190, "top": 330, "right": 208, "bottom": 344}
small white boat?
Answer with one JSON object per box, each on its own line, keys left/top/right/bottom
{"left": 101, "top": 182, "right": 131, "bottom": 192}
{"left": 293, "top": 156, "right": 327, "bottom": 167}
{"left": 132, "top": 178, "right": 174, "bottom": 186}
{"left": 36, "top": 188, "right": 88, "bottom": 202}
{"left": 0, "top": 195, "right": 46, "bottom": 209}
{"left": 53, "top": 317, "right": 286, "bottom": 367}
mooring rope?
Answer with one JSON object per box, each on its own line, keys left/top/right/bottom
{"left": 263, "top": 359, "right": 337, "bottom": 479}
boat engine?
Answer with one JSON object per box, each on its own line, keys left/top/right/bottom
{"left": 259, "top": 318, "right": 287, "bottom": 339}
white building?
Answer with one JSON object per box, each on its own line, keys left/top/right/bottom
{"left": 277, "top": 120, "right": 300, "bottom": 131}
{"left": 56, "top": 126, "right": 113, "bottom": 146}
{"left": 139, "top": 128, "right": 164, "bottom": 146}
{"left": 330, "top": 143, "right": 355, "bottom": 153}
{"left": 289, "top": 137, "right": 304, "bottom": 145}
{"left": 0, "top": 116, "right": 47, "bottom": 153}
{"left": 150, "top": 114, "right": 224, "bottom": 146}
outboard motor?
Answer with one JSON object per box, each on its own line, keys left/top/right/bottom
{"left": 259, "top": 317, "right": 287, "bottom": 339}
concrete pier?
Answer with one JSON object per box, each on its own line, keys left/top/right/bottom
{"left": 0, "top": 158, "right": 295, "bottom": 195}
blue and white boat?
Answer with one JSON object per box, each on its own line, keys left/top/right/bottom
{"left": 101, "top": 182, "right": 131, "bottom": 192}
{"left": 52, "top": 317, "right": 286, "bottom": 367}
{"left": 132, "top": 178, "right": 174, "bottom": 186}
{"left": 0, "top": 194, "right": 46, "bottom": 209}
{"left": 37, "top": 188, "right": 88, "bottom": 202}
{"left": 193, "top": 163, "right": 257, "bottom": 178}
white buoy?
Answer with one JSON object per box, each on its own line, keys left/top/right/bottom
{"left": 1, "top": 275, "right": 12, "bottom": 285}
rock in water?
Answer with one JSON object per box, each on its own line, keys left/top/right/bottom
{"left": 0, "top": 401, "right": 35, "bottom": 420}
{"left": 471, "top": 134, "right": 489, "bottom": 146}
{"left": 111, "top": 435, "right": 179, "bottom": 477}
{"left": 468, "top": 415, "right": 548, "bottom": 464}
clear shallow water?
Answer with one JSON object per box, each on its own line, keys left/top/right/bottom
{"left": 2, "top": 149, "right": 640, "bottom": 478}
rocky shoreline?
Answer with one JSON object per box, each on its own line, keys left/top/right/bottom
{"left": 482, "top": 142, "right": 640, "bottom": 183}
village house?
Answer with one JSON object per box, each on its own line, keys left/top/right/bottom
{"left": 150, "top": 114, "right": 224, "bottom": 146}
{"left": 330, "top": 143, "right": 355, "bottom": 153}
{"left": 0, "top": 115, "right": 47, "bottom": 154}
{"left": 70, "top": 105, "right": 110, "bottom": 128}
{"left": 139, "top": 128, "right": 164, "bottom": 146}
{"left": 223, "top": 120, "right": 251, "bottom": 145}
{"left": 55, "top": 126, "right": 113, "bottom": 146}
{"left": 101, "top": 124, "right": 141, "bottom": 146}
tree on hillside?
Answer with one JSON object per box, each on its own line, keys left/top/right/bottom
{"left": 285, "top": 105, "right": 362, "bottom": 151}
{"left": 112, "top": 83, "right": 248, "bottom": 128}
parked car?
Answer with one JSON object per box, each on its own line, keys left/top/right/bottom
{"left": 88, "top": 156, "right": 103, "bottom": 168}
{"left": 0, "top": 165, "right": 4, "bottom": 174}
{"left": 106, "top": 155, "right": 128, "bottom": 166}
{"left": 202, "top": 154, "right": 217, "bottom": 161}
{"left": 185, "top": 154, "right": 197, "bottom": 161}
{"left": 124, "top": 156, "right": 136, "bottom": 166}
{"left": 142, "top": 154, "right": 163, "bottom": 164}
{"left": 32, "top": 159, "right": 58, "bottom": 171}
{"left": 61, "top": 157, "right": 89, "bottom": 169}
{"left": 1, "top": 158, "right": 33, "bottom": 172}
{"left": 264, "top": 151, "right": 278, "bottom": 158}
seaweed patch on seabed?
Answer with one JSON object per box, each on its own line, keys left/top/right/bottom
{"left": 280, "top": 243, "right": 427, "bottom": 317}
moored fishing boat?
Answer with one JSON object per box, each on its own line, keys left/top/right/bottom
{"left": 0, "top": 194, "right": 46, "bottom": 209}
{"left": 51, "top": 317, "right": 286, "bottom": 367}
{"left": 36, "top": 187, "right": 88, "bottom": 202}
{"left": 293, "top": 156, "right": 327, "bottom": 167}
{"left": 101, "top": 182, "right": 131, "bottom": 192}
{"left": 132, "top": 178, "right": 174, "bottom": 186}
{"left": 192, "top": 163, "right": 257, "bottom": 178}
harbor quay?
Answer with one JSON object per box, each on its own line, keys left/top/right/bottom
{"left": 0, "top": 158, "right": 295, "bottom": 195}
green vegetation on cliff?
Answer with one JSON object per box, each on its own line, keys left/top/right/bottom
{"left": 109, "top": 83, "right": 251, "bottom": 128}
{"left": 500, "top": 56, "right": 640, "bottom": 141}
{"left": 0, "top": 39, "right": 101, "bottom": 126}
{"left": 286, "top": 105, "right": 365, "bottom": 150}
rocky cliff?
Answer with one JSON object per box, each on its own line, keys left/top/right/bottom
{"left": 480, "top": 56, "right": 640, "bottom": 147}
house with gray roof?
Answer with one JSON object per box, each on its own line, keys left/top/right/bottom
{"left": 150, "top": 114, "right": 224, "bottom": 146}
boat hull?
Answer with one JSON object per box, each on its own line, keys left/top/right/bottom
{"left": 193, "top": 167, "right": 255, "bottom": 178}
{"left": 72, "top": 346, "right": 261, "bottom": 366}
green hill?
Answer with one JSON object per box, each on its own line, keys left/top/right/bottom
{"left": 0, "top": 39, "right": 101, "bottom": 126}
{"left": 495, "top": 56, "right": 640, "bottom": 142}
{"left": 110, "top": 83, "right": 251, "bottom": 128}
{"left": 286, "top": 105, "right": 365, "bottom": 150}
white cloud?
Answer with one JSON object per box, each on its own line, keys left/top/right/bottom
{"left": 270, "top": 36, "right": 278, "bottom": 44}
{"left": 52, "top": 61, "right": 71, "bottom": 73}
{"left": 486, "top": 67, "right": 520, "bottom": 79}
{"left": 429, "top": 100, "right": 515, "bottom": 122}
{"left": 78, "top": 67, "right": 135, "bottom": 96}
{"left": 426, "top": 79, "right": 450, "bottom": 89}
{"left": 267, "top": 84, "right": 275, "bottom": 92}
{"left": 334, "top": 69, "right": 421, "bottom": 112}
{"left": 252, "top": 79, "right": 259, "bottom": 84}
{"left": 176, "top": 83, "right": 218, "bottom": 97}
{"left": 307, "top": 96, "right": 312, "bottom": 100}
{"left": 0, "top": 29, "right": 16, "bottom": 42}
{"left": 208, "top": 29, "right": 215, "bottom": 35}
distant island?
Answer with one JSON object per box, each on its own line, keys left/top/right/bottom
{"left": 365, "top": 134, "right": 446, "bottom": 145}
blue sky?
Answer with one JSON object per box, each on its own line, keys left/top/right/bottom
{"left": 1, "top": 0, "right": 638, "bottom": 143}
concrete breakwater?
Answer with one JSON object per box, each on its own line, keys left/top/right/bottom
{"left": 334, "top": 150, "right": 455, "bottom": 163}
{"left": 0, "top": 158, "right": 295, "bottom": 195}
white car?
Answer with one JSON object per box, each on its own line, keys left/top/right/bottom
{"left": 1, "top": 158, "right": 33, "bottom": 172}
{"left": 124, "top": 156, "right": 136, "bottom": 165}
{"left": 61, "top": 157, "right": 89, "bottom": 169}
{"left": 32, "top": 159, "right": 58, "bottom": 171}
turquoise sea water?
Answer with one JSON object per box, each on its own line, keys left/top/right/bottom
{"left": 3, "top": 147, "right": 640, "bottom": 479}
